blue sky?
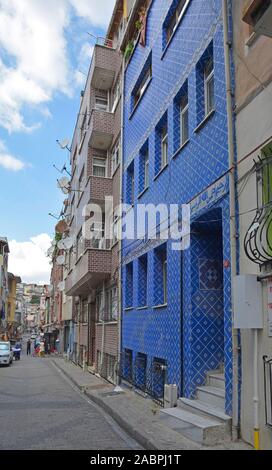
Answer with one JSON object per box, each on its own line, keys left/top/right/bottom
{"left": 0, "top": 0, "right": 115, "bottom": 283}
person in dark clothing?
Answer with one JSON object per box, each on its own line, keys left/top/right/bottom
{"left": 27, "top": 339, "right": 31, "bottom": 355}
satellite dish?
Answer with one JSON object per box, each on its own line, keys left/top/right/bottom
{"left": 56, "top": 255, "right": 65, "bottom": 266}
{"left": 62, "top": 237, "right": 74, "bottom": 250}
{"left": 57, "top": 239, "right": 66, "bottom": 250}
{"left": 57, "top": 177, "right": 70, "bottom": 195}
{"left": 58, "top": 281, "right": 65, "bottom": 292}
{"left": 58, "top": 138, "right": 70, "bottom": 149}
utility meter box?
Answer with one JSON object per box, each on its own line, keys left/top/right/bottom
{"left": 164, "top": 384, "right": 178, "bottom": 408}
{"left": 233, "top": 275, "right": 263, "bottom": 329}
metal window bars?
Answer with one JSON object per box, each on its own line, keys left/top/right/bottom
{"left": 118, "top": 352, "right": 167, "bottom": 406}
{"left": 244, "top": 155, "right": 272, "bottom": 265}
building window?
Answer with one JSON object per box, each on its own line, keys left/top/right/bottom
{"left": 196, "top": 42, "right": 214, "bottom": 125}
{"left": 96, "top": 291, "right": 104, "bottom": 322}
{"left": 161, "top": 126, "right": 168, "bottom": 169}
{"left": 95, "top": 96, "right": 108, "bottom": 111}
{"left": 154, "top": 244, "right": 167, "bottom": 306}
{"left": 127, "top": 162, "right": 134, "bottom": 205}
{"left": 164, "top": 0, "right": 191, "bottom": 47}
{"left": 155, "top": 114, "right": 168, "bottom": 175}
{"left": 93, "top": 157, "right": 107, "bottom": 177}
{"left": 111, "top": 139, "right": 120, "bottom": 175}
{"left": 76, "top": 230, "right": 84, "bottom": 260}
{"left": 180, "top": 94, "right": 189, "bottom": 145}
{"left": 204, "top": 58, "right": 215, "bottom": 116}
{"left": 132, "top": 55, "right": 152, "bottom": 111}
{"left": 144, "top": 151, "right": 149, "bottom": 189}
{"left": 111, "top": 78, "right": 121, "bottom": 112}
{"left": 112, "top": 214, "right": 119, "bottom": 246}
{"left": 107, "top": 286, "right": 118, "bottom": 321}
{"left": 138, "top": 254, "right": 147, "bottom": 307}
{"left": 125, "top": 263, "right": 133, "bottom": 309}
{"left": 79, "top": 166, "right": 85, "bottom": 192}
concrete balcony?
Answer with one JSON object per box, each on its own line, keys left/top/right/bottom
{"left": 65, "top": 247, "right": 112, "bottom": 296}
{"left": 90, "top": 44, "right": 120, "bottom": 90}
{"left": 88, "top": 109, "right": 114, "bottom": 151}
{"left": 88, "top": 175, "right": 113, "bottom": 203}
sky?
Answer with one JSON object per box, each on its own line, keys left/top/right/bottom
{"left": 0, "top": 0, "right": 115, "bottom": 285}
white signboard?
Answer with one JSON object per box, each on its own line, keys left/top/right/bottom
{"left": 267, "top": 278, "right": 272, "bottom": 337}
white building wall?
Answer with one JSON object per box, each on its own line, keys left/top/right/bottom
{"left": 236, "top": 81, "right": 272, "bottom": 449}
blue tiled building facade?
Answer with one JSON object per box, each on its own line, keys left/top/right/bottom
{"left": 121, "top": 0, "right": 234, "bottom": 415}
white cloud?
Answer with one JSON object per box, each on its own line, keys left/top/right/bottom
{"left": 0, "top": 0, "right": 115, "bottom": 133}
{"left": 0, "top": 140, "right": 26, "bottom": 171}
{"left": 8, "top": 234, "right": 52, "bottom": 285}
{"left": 68, "top": 0, "right": 115, "bottom": 28}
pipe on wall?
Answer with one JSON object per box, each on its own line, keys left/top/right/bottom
{"left": 222, "top": 0, "right": 240, "bottom": 440}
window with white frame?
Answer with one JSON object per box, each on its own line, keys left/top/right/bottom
{"left": 166, "top": 0, "right": 191, "bottom": 44}
{"left": 95, "top": 96, "right": 108, "bottom": 111}
{"left": 76, "top": 229, "right": 84, "bottom": 260}
{"left": 79, "top": 166, "right": 85, "bottom": 192}
{"left": 93, "top": 157, "right": 107, "bottom": 177}
{"left": 111, "top": 78, "right": 121, "bottom": 112}
{"left": 107, "top": 286, "right": 118, "bottom": 321}
{"left": 132, "top": 56, "right": 152, "bottom": 110}
{"left": 111, "top": 139, "right": 120, "bottom": 175}
{"left": 161, "top": 126, "right": 168, "bottom": 168}
{"left": 96, "top": 291, "right": 104, "bottom": 322}
{"left": 144, "top": 151, "right": 149, "bottom": 189}
{"left": 204, "top": 58, "right": 215, "bottom": 116}
{"left": 112, "top": 214, "right": 119, "bottom": 246}
{"left": 180, "top": 94, "right": 189, "bottom": 145}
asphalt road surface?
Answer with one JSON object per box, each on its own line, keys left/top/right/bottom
{"left": 0, "top": 351, "right": 141, "bottom": 450}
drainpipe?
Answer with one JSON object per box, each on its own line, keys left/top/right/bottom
{"left": 253, "top": 328, "right": 260, "bottom": 450}
{"left": 222, "top": 0, "right": 240, "bottom": 440}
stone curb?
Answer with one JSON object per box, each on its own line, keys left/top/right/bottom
{"left": 52, "top": 359, "right": 159, "bottom": 450}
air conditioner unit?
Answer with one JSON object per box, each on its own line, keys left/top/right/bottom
{"left": 242, "top": 0, "right": 272, "bottom": 38}
{"left": 164, "top": 384, "right": 178, "bottom": 408}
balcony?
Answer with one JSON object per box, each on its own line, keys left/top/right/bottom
{"left": 89, "top": 175, "right": 113, "bottom": 203}
{"left": 65, "top": 243, "right": 112, "bottom": 296}
{"left": 91, "top": 43, "right": 120, "bottom": 90}
{"left": 87, "top": 109, "right": 114, "bottom": 151}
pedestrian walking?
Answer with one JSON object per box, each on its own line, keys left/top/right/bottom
{"left": 27, "top": 338, "right": 31, "bottom": 356}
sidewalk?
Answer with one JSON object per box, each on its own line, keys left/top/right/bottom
{"left": 51, "top": 358, "right": 251, "bottom": 451}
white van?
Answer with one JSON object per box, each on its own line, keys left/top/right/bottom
{"left": 0, "top": 342, "right": 13, "bottom": 366}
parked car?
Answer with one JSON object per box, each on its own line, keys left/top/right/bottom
{"left": 31, "top": 334, "right": 37, "bottom": 340}
{"left": 0, "top": 342, "right": 13, "bottom": 366}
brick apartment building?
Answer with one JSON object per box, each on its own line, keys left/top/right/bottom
{"left": 64, "top": 0, "right": 134, "bottom": 381}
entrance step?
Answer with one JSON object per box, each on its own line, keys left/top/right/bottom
{"left": 207, "top": 371, "right": 225, "bottom": 390}
{"left": 178, "top": 397, "right": 231, "bottom": 424}
{"left": 196, "top": 385, "right": 225, "bottom": 409}
{"left": 160, "top": 408, "right": 228, "bottom": 446}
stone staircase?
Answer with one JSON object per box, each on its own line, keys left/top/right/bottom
{"left": 160, "top": 369, "right": 232, "bottom": 446}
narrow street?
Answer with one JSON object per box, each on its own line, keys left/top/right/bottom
{"left": 0, "top": 349, "right": 140, "bottom": 450}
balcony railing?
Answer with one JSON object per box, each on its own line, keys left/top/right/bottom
{"left": 244, "top": 156, "right": 272, "bottom": 265}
